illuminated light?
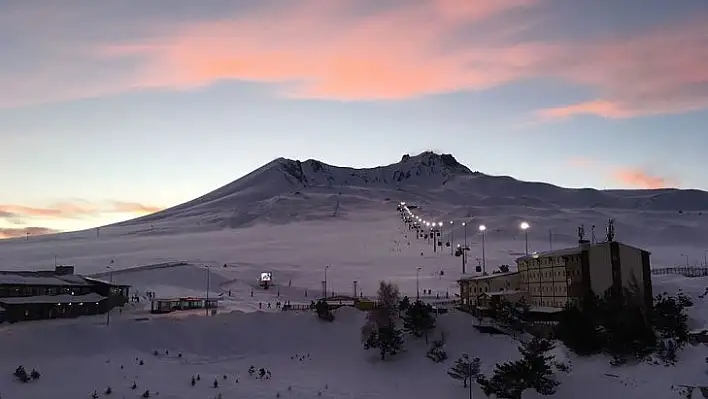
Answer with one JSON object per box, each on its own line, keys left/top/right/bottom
{"left": 479, "top": 225, "right": 486, "bottom": 232}
{"left": 462, "top": 222, "right": 466, "bottom": 226}
{"left": 520, "top": 221, "right": 530, "bottom": 230}
{"left": 438, "top": 222, "right": 443, "bottom": 227}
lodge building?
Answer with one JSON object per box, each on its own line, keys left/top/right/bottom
{"left": 458, "top": 240, "right": 653, "bottom": 317}
{"left": 0, "top": 265, "right": 130, "bottom": 323}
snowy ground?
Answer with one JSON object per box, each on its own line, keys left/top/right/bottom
{"left": 2, "top": 209, "right": 708, "bottom": 398}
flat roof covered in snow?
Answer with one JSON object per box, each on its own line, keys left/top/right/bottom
{"left": 459, "top": 271, "right": 519, "bottom": 282}
{"left": 0, "top": 274, "right": 89, "bottom": 287}
{"left": 0, "top": 292, "right": 106, "bottom": 305}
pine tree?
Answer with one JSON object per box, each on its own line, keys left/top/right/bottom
{"left": 447, "top": 354, "right": 480, "bottom": 388}
{"left": 402, "top": 300, "right": 436, "bottom": 342}
{"left": 364, "top": 325, "right": 404, "bottom": 360}
{"left": 477, "top": 337, "right": 559, "bottom": 399}
{"left": 398, "top": 296, "right": 411, "bottom": 317}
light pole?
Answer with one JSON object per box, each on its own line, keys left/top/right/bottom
{"left": 450, "top": 221, "right": 454, "bottom": 255}
{"left": 520, "top": 221, "right": 530, "bottom": 255}
{"left": 680, "top": 254, "right": 689, "bottom": 268}
{"left": 479, "top": 225, "right": 487, "bottom": 275}
{"left": 324, "top": 265, "right": 330, "bottom": 298}
{"left": 205, "top": 265, "right": 210, "bottom": 316}
{"left": 416, "top": 267, "right": 422, "bottom": 299}
{"left": 106, "top": 260, "right": 114, "bottom": 326}
{"left": 704, "top": 250, "right": 707, "bottom": 268}
{"left": 437, "top": 221, "right": 443, "bottom": 253}
{"left": 462, "top": 222, "right": 467, "bottom": 248}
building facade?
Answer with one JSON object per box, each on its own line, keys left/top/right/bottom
{"left": 516, "top": 241, "right": 652, "bottom": 309}
{"left": 459, "top": 271, "right": 522, "bottom": 309}
{"left": 0, "top": 266, "right": 130, "bottom": 323}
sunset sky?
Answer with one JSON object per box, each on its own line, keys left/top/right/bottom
{"left": 2, "top": 0, "right": 708, "bottom": 237}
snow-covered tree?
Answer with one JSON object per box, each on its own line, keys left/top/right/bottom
{"left": 447, "top": 354, "right": 480, "bottom": 388}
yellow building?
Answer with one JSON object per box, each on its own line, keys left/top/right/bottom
{"left": 516, "top": 241, "right": 653, "bottom": 310}
{"left": 458, "top": 271, "right": 526, "bottom": 311}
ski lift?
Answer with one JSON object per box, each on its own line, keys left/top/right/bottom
{"left": 437, "top": 241, "right": 442, "bottom": 247}
{"left": 475, "top": 266, "right": 482, "bottom": 272}
{"left": 445, "top": 242, "right": 450, "bottom": 247}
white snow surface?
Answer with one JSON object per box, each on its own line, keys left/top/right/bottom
{"left": 2, "top": 152, "right": 708, "bottom": 398}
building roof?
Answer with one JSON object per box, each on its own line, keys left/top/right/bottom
{"left": 0, "top": 292, "right": 106, "bottom": 305}
{"left": 82, "top": 276, "right": 131, "bottom": 287}
{"left": 515, "top": 240, "right": 650, "bottom": 263}
{"left": 459, "top": 271, "right": 519, "bottom": 282}
{"left": 515, "top": 247, "right": 583, "bottom": 262}
{"left": 0, "top": 274, "right": 88, "bottom": 286}
{"left": 483, "top": 290, "right": 525, "bottom": 297}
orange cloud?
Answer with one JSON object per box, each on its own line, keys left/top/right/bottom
{"left": 109, "top": 201, "right": 164, "bottom": 214}
{"left": 537, "top": 19, "right": 708, "bottom": 119}
{"left": 2, "top": 0, "right": 707, "bottom": 119}
{"left": 0, "top": 226, "right": 61, "bottom": 240}
{"left": 0, "top": 200, "right": 163, "bottom": 220}
{"left": 96, "top": 0, "right": 546, "bottom": 101}
{"left": 613, "top": 168, "right": 675, "bottom": 189}
{"left": 538, "top": 100, "right": 635, "bottom": 120}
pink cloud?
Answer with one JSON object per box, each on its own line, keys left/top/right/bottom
{"left": 94, "top": 0, "right": 546, "bottom": 100}
{"left": 2, "top": 0, "right": 708, "bottom": 119}
{"left": 612, "top": 168, "right": 675, "bottom": 189}
{"left": 0, "top": 200, "right": 164, "bottom": 219}
{"left": 537, "top": 19, "right": 708, "bottom": 119}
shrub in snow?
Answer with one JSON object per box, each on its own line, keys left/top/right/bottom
{"left": 197, "top": 374, "right": 201, "bottom": 381}
{"left": 131, "top": 382, "right": 137, "bottom": 390}
{"left": 91, "top": 390, "right": 99, "bottom": 399}
{"left": 153, "top": 350, "right": 159, "bottom": 356}
{"left": 13, "top": 366, "right": 30, "bottom": 383}
{"left": 141, "top": 390, "right": 150, "bottom": 398}
{"left": 213, "top": 379, "right": 219, "bottom": 388}
{"left": 191, "top": 376, "right": 196, "bottom": 386}
{"left": 276, "top": 393, "right": 280, "bottom": 397}
{"left": 447, "top": 354, "right": 480, "bottom": 388}
{"left": 30, "top": 368, "right": 40, "bottom": 380}
{"left": 315, "top": 299, "right": 334, "bottom": 322}
{"left": 139, "top": 360, "right": 144, "bottom": 366}
{"left": 426, "top": 336, "right": 448, "bottom": 363}
{"left": 477, "top": 337, "right": 559, "bottom": 399}
{"left": 104, "top": 386, "right": 112, "bottom": 395}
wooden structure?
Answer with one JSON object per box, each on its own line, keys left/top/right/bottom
{"left": 0, "top": 266, "right": 130, "bottom": 323}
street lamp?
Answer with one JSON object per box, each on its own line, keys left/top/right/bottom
{"left": 680, "top": 254, "right": 689, "bottom": 268}
{"left": 205, "top": 265, "right": 211, "bottom": 316}
{"left": 462, "top": 222, "right": 467, "bottom": 248}
{"left": 324, "top": 265, "right": 330, "bottom": 299}
{"left": 106, "top": 261, "right": 114, "bottom": 326}
{"left": 416, "top": 267, "right": 422, "bottom": 299}
{"left": 450, "top": 221, "right": 454, "bottom": 255}
{"left": 479, "top": 225, "right": 487, "bottom": 275}
{"left": 520, "top": 221, "right": 530, "bottom": 255}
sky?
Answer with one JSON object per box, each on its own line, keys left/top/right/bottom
{"left": 2, "top": 0, "right": 708, "bottom": 237}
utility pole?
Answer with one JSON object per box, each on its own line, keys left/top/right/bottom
{"left": 106, "top": 259, "right": 114, "bottom": 326}
{"left": 450, "top": 221, "right": 454, "bottom": 255}
{"left": 416, "top": 267, "right": 422, "bottom": 299}
{"left": 324, "top": 265, "right": 330, "bottom": 299}
{"left": 205, "top": 265, "right": 210, "bottom": 316}
{"left": 549, "top": 229, "right": 553, "bottom": 251}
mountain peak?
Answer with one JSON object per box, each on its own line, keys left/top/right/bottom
{"left": 399, "top": 151, "right": 471, "bottom": 175}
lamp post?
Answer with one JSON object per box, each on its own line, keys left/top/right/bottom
{"left": 324, "top": 265, "right": 330, "bottom": 299}
{"left": 680, "top": 254, "right": 689, "bottom": 268}
{"left": 416, "top": 267, "right": 422, "bottom": 299}
{"left": 704, "top": 250, "right": 707, "bottom": 268}
{"left": 437, "top": 221, "right": 443, "bottom": 253}
{"left": 450, "top": 221, "right": 454, "bottom": 255}
{"left": 106, "top": 261, "right": 114, "bottom": 326}
{"left": 479, "top": 225, "right": 487, "bottom": 275}
{"left": 462, "top": 222, "right": 467, "bottom": 248}
{"left": 205, "top": 265, "right": 211, "bottom": 316}
{"left": 520, "top": 221, "right": 530, "bottom": 255}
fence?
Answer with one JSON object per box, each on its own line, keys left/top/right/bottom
{"left": 650, "top": 267, "right": 708, "bottom": 278}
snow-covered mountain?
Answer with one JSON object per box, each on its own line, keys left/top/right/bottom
{"left": 119, "top": 151, "right": 708, "bottom": 230}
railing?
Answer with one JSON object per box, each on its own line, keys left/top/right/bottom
{"left": 650, "top": 267, "right": 708, "bottom": 278}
